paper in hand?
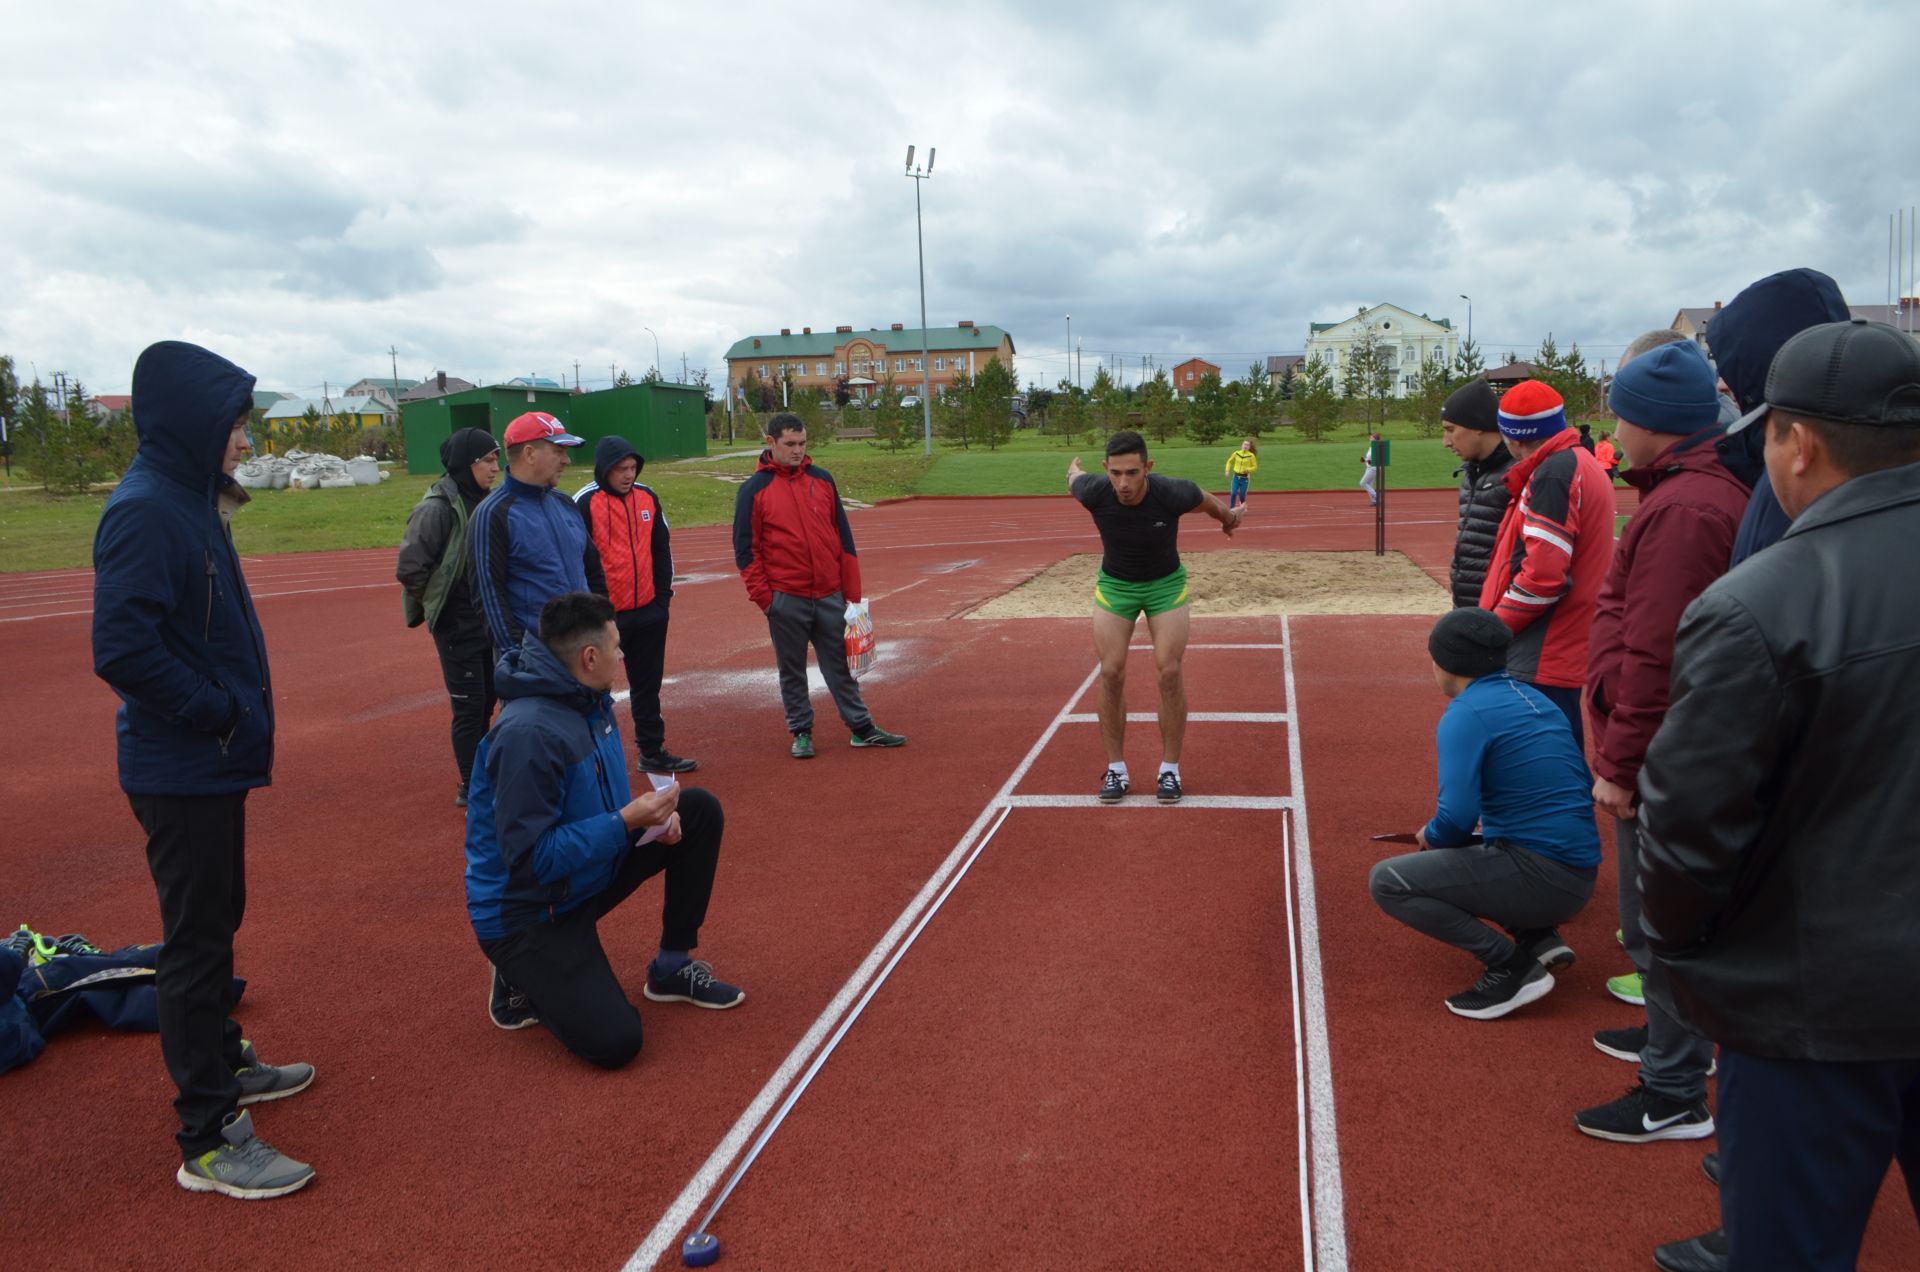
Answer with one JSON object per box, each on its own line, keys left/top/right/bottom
{"left": 633, "top": 771, "right": 679, "bottom": 848}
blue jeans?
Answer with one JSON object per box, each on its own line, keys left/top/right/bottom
{"left": 1229, "top": 473, "right": 1249, "bottom": 506}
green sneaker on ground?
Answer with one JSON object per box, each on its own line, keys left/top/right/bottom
{"left": 790, "top": 731, "right": 814, "bottom": 759}
{"left": 1606, "top": 971, "right": 1646, "bottom": 1006}
{"left": 176, "top": 1109, "right": 314, "bottom": 1200}
{"left": 234, "top": 1039, "right": 314, "bottom": 1106}
{"left": 850, "top": 726, "right": 906, "bottom": 748}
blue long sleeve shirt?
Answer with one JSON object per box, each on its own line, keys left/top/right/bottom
{"left": 1424, "top": 672, "right": 1601, "bottom": 868}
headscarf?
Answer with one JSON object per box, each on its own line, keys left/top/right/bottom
{"left": 439, "top": 428, "right": 499, "bottom": 509}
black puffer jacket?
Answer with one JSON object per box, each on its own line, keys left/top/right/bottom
{"left": 1637, "top": 460, "right": 1920, "bottom": 1061}
{"left": 1448, "top": 444, "right": 1515, "bottom": 607}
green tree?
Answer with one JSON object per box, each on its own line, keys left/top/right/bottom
{"left": 102, "top": 405, "right": 138, "bottom": 476}
{"left": 1411, "top": 353, "right": 1462, "bottom": 439}
{"left": 1343, "top": 328, "right": 1394, "bottom": 429}
{"left": 1087, "top": 365, "right": 1126, "bottom": 443}
{"left": 1453, "top": 337, "right": 1485, "bottom": 378}
{"left": 1536, "top": 336, "right": 1599, "bottom": 422}
{"left": 937, "top": 367, "right": 975, "bottom": 448}
{"left": 872, "top": 368, "right": 911, "bottom": 451}
{"left": 1188, "top": 371, "right": 1230, "bottom": 444}
{"left": 973, "top": 355, "right": 1019, "bottom": 451}
{"left": 1023, "top": 382, "right": 1055, "bottom": 433}
{"left": 1275, "top": 364, "right": 1297, "bottom": 401}
{"left": 1291, "top": 356, "right": 1341, "bottom": 442}
{"left": 1137, "top": 369, "right": 1179, "bottom": 444}
{"left": 613, "top": 368, "right": 635, "bottom": 387}
{"left": 37, "top": 378, "right": 113, "bottom": 492}
{"left": 1233, "top": 362, "right": 1271, "bottom": 438}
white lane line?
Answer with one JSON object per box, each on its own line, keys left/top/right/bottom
{"left": 869, "top": 577, "right": 928, "bottom": 602}
{"left": 1283, "top": 807, "right": 1313, "bottom": 1272}
{"left": 0, "top": 580, "right": 393, "bottom": 624}
{"left": 682, "top": 805, "right": 1019, "bottom": 1243}
{"left": 1059, "top": 712, "right": 1288, "bottom": 724}
{"left": 1282, "top": 614, "right": 1348, "bottom": 1271}
{"left": 623, "top": 662, "right": 1105, "bottom": 1272}
{"left": 1002, "top": 794, "right": 1293, "bottom": 811}
{"left": 1128, "top": 642, "right": 1287, "bottom": 651}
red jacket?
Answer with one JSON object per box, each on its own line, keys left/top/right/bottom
{"left": 732, "top": 453, "right": 863, "bottom": 610}
{"left": 1478, "top": 429, "right": 1616, "bottom": 689}
{"left": 1585, "top": 435, "right": 1751, "bottom": 788}
{"left": 579, "top": 483, "right": 670, "bottom": 613}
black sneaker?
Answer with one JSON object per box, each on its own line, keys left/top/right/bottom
{"left": 1511, "top": 927, "right": 1576, "bottom": 971}
{"left": 850, "top": 726, "right": 907, "bottom": 748}
{"left": 1444, "top": 957, "right": 1554, "bottom": 1020}
{"left": 1098, "top": 769, "right": 1129, "bottom": 802}
{"left": 1574, "top": 1082, "right": 1714, "bottom": 1143}
{"left": 643, "top": 958, "right": 745, "bottom": 1009}
{"left": 1652, "top": 1227, "right": 1728, "bottom": 1272}
{"left": 455, "top": 781, "right": 469, "bottom": 808}
{"left": 640, "top": 749, "right": 699, "bottom": 774}
{"left": 488, "top": 966, "right": 538, "bottom": 1031}
{"left": 1702, "top": 1151, "right": 1720, "bottom": 1186}
{"left": 1155, "top": 771, "right": 1182, "bottom": 804}
{"left": 1592, "top": 1023, "right": 1647, "bottom": 1062}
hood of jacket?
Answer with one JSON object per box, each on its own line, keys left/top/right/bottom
{"left": 1502, "top": 428, "right": 1581, "bottom": 496}
{"left": 592, "top": 435, "right": 642, "bottom": 490}
{"left": 757, "top": 449, "right": 813, "bottom": 479}
{"left": 129, "top": 341, "right": 257, "bottom": 495}
{"left": 494, "top": 630, "right": 607, "bottom": 715}
{"left": 1623, "top": 427, "right": 1749, "bottom": 495}
{"left": 1707, "top": 268, "right": 1850, "bottom": 413}
{"left": 441, "top": 427, "right": 499, "bottom": 507}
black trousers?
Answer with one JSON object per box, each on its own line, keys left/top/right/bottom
{"left": 766, "top": 590, "right": 870, "bottom": 736}
{"left": 130, "top": 792, "right": 250, "bottom": 1159}
{"left": 616, "top": 603, "right": 670, "bottom": 756}
{"left": 479, "top": 787, "right": 723, "bottom": 1070}
{"left": 1720, "top": 1050, "right": 1920, "bottom": 1269}
{"left": 432, "top": 618, "right": 496, "bottom": 784}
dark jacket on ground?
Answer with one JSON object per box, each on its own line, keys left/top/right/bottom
{"left": 1637, "top": 459, "right": 1920, "bottom": 1061}
{"left": 1585, "top": 431, "right": 1751, "bottom": 790}
{"left": 463, "top": 633, "right": 636, "bottom": 942}
{"left": 92, "top": 341, "right": 274, "bottom": 796}
{"left": 470, "top": 472, "right": 606, "bottom": 652}
{"left": 575, "top": 436, "right": 672, "bottom": 614}
{"left": 1449, "top": 443, "right": 1515, "bottom": 607}
{"left": 732, "top": 452, "right": 863, "bottom": 611}
{"left": 1477, "top": 430, "right": 1615, "bottom": 688}
{"left": 397, "top": 428, "right": 497, "bottom": 634}
{"left": 1706, "top": 267, "right": 1851, "bottom": 563}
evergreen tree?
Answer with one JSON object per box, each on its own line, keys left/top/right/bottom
{"left": 38, "top": 378, "right": 112, "bottom": 492}
{"left": 1188, "top": 371, "right": 1230, "bottom": 444}
{"left": 1291, "top": 357, "right": 1341, "bottom": 442}
{"left": 1453, "top": 337, "right": 1485, "bottom": 378}
{"left": 937, "top": 368, "right": 975, "bottom": 449}
{"left": 1138, "top": 369, "right": 1179, "bottom": 443}
{"left": 973, "top": 356, "right": 1018, "bottom": 451}
{"left": 1411, "top": 353, "right": 1461, "bottom": 439}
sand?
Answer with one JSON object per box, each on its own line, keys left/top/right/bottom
{"left": 966, "top": 550, "right": 1450, "bottom": 619}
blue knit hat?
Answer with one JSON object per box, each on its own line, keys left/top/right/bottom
{"left": 1608, "top": 341, "right": 1720, "bottom": 435}
{"left": 1496, "top": 381, "right": 1567, "bottom": 440}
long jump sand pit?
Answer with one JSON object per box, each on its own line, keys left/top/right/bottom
{"left": 967, "top": 550, "right": 1450, "bottom": 618}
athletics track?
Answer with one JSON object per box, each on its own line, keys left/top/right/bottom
{"left": 1, "top": 489, "right": 1912, "bottom": 1270}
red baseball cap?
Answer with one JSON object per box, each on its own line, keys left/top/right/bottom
{"left": 502, "top": 412, "right": 584, "bottom": 447}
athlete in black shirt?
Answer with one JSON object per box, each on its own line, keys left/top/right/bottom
{"left": 1067, "top": 430, "right": 1242, "bottom": 803}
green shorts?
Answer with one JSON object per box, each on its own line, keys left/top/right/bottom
{"left": 1094, "top": 565, "right": 1189, "bottom": 619}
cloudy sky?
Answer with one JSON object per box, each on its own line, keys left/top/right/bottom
{"left": 2, "top": 0, "right": 1913, "bottom": 398}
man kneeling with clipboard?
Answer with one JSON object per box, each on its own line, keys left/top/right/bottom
{"left": 1369, "top": 607, "right": 1600, "bottom": 1020}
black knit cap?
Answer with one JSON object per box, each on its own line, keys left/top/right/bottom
{"left": 1440, "top": 378, "right": 1500, "bottom": 432}
{"left": 1428, "top": 607, "right": 1511, "bottom": 678}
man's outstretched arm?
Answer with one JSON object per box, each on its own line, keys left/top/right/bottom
{"left": 1191, "top": 489, "right": 1244, "bottom": 536}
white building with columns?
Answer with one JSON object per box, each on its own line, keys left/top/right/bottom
{"left": 1302, "top": 303, "right": 1458, "bottom": 398}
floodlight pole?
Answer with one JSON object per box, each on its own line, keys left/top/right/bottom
{"left": 907, "top": 145, "right": 936, "bottom": 456}
{"left": 1458, "top": 294, "right": 1472, "bottom": 351}
{"left": 644, "top": 327, "right": 662, "bottom": 381}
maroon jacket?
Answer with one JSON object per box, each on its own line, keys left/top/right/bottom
{"left": 1585, "top": 434, "right": 1752, "bottom": 789}
{"left": 731, "top": 453, "right": 864, "bottom": 610}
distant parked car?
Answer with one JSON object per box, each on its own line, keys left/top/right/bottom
{"left": 899, "top": 395, "right": 921, "bottom": 409}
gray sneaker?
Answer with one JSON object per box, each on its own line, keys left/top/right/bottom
{"left": 790, "top": 731, "right": 815, "bottom": 759}
{"left": 176, "top": 1109, "right": 315, "bottom": 1200}
{"left": 234, "top": 1039, "right": 314, "bottom": 1106}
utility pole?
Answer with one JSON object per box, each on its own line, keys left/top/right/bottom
{"left": 389, "top": 345, "right": 399, "bottom": 389}
{"left": 611, "top": 364, "right": 617, "bottom": 388}
{"left": 682, "top": 352, "right": 689, "bottom": 383}
{"left": 574, "top": 361, "right": 581, "bottom": 392}
{"left": 905, "top": 143, "right": 937, "bottom": 456}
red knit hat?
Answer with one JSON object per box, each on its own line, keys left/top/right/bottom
{"left": 1496, "top": 381, "right": 1567, "bottom": 440}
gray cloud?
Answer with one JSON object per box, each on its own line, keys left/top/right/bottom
{"left": 1, "top": 0, "right": 1914, "bottom": 394}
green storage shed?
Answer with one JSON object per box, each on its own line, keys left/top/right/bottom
{"left": 401, "top": 382, "right": 709, "bottom": 474}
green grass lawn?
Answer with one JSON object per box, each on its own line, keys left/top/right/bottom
{"left": 0, "top": 420, "right": 1462, "bottom": 573}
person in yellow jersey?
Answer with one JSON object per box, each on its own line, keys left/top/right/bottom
{"left": 1224, "top": 437, "right": 1258, "bottom": 509}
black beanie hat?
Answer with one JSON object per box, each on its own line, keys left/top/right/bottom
{"left": 1428, "top": 607, "right": 1511, "bottom": 679}
{"left": 1440, "top": 378, "right": 1500, "bottom": 432}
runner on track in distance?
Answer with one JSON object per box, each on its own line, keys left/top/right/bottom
{"left": 1067, "top": 429, "right": 1244, "bottom": 804}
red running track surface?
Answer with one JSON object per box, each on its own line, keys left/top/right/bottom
{"left": 1, "top": 489, "right": 1911, "bottom": 1270}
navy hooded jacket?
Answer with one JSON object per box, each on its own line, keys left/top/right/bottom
{"left": 1705, "top": 268, "right": 1850, "bottom": 564}
{"left": 92, "top": 341, "right": 274, "bottom": 796}
{"left": 470, "top": 469, "right": 604, "bottom": 652}
{"left": 463, "top": 632, "right": 636, "bottom": 941}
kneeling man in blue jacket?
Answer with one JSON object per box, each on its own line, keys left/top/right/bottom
{"left": 465, "top": 591, "right": 743, "bottom": 1068}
